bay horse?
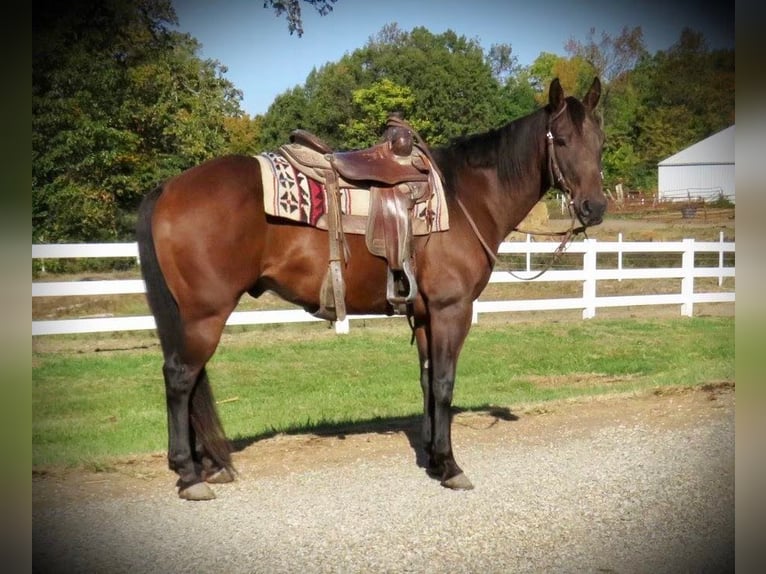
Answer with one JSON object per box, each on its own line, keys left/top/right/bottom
{"left": 136, "top": 78, "right": 606, "bottom": 500}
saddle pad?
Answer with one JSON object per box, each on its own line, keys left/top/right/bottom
{"left": 255, "top": 151, "right": 449, "bottom": 235}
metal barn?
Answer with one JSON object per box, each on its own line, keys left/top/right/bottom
{"left": 657, "top": 125, "right": 735, "bottom": 203}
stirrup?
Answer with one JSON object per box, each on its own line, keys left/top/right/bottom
{"left": 386, "top": 258, "right": 417, "bottom": 312}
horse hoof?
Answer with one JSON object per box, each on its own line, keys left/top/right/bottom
{"left": 205, "top": 467, "right": 235, "bottom": 484}
{"left": 441, "top": 472, "right": 474, "bottom": 490}
{"left": 178, "top": 482, "right": 216, "bottom": 501}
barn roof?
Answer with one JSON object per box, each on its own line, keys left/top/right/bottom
{"left": 658, "top": 125, "right": 735, "bottom": 166}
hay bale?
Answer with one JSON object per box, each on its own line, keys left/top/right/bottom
{"left": 506, "top": 201, "right": 549, "bottom": 239}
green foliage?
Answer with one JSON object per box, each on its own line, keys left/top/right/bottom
{"left": 486, "top": 42, "right": 518, "bottom": 84}
{"left": 708, "top": 194, "right": 734, "bottom": 209}
{"left": 499, "top": 71, "right": 538, "bottom": 121}
{"left": 629, "top": 29, "right": 735, "bottom": 180}
{"left": 527, "top": 52, "right": 561, "bottom": 97}
{"left": 258, "top": 87, "right": 312, "bottom": 151}
{"left": 33, "top": 0, "right": 244, "bottom": 242}
{"left": 340, "top": 79, "right": 421, "bottom": 149}
{"left": 259, "top": 25, "right": 507, "bottom": 147}
{"left": 224, "top": 114, "right": 264, "bottom": 155}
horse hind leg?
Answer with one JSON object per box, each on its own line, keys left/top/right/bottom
{"left": 163, "top": 365, "right": 235, "bottom": 499}
{"left": 166, "top": 316, "right": 237, "bottom": 501}
{"left": 161, "top": 355, "right": 223, "bottom": 500}
{"left": 161, "top": 352, "right": 212, "bottom": 499}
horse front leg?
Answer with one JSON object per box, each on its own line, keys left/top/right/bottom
{"left": 414, "top": 324, "right": 434, "bottom": 468}
{"left": 427, "top": 305, "right": 475, "bottom": 490}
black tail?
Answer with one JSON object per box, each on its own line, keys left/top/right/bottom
{"left": 136, "top": 185, "right": 182, "bottom": 359}
{"left": 135, "top": 186, "right": 233, "bottom": 474}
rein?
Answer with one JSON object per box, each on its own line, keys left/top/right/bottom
{"left": 506, "top": 202, "right": 587, "bottom": 281}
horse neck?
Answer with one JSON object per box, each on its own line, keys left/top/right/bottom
{"left": 440, "top": 110, "right": 549, "bottom": 249}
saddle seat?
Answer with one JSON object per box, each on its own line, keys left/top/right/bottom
{"left": 289, "top": 127, "right": 430, "bottom": 187}
{"left": 284, "top": 115, "right": 441, "bottom": 320}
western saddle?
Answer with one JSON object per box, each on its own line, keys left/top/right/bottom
{"left": 278, "top": 114, "right": 442, "bottom": 322}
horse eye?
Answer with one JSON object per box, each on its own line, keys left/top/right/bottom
{"left": 554, "top": 137, "right": 567, "bottom": 146}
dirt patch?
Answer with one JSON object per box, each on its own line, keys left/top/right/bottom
{"left": 524, "top": 372, "right": 641, "bottom": 389}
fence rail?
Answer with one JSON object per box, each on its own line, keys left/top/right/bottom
{"left": 32, "top": 236, "right": 735, "bottom": 336}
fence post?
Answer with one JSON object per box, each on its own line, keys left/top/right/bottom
{"left": 718, "top": 230, "right": 724, "bottom": 287}
{"left": 334, "top": 318, "right": 350, "bottom": 334}
{"left": 617, "top": 232, "right": 623, "bottom": 282}
{"left": 582, "top": 238, "right": 597, "bottom": 319}
{"left": 681, "top": 238, "right": 695, "bottom": 317}
{"left": 526, "top": 234, "right": 532, "bottom": 272}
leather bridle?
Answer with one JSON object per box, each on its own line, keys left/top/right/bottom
{"left": 455, "top": 102, "right": 590, "bottom": 276}
{"left": 545, "top": 102, "right": 573, "bottom": 197}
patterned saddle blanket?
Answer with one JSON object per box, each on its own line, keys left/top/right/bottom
{"left": 255, "top": 149, "right": 449, "bottom": 235}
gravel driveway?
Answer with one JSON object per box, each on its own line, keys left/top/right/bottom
{"left": 33, "top": 384, "right": 734, "bottom": 573}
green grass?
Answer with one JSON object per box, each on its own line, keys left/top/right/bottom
{"left": 32, "top": 316, "right": 734, "bottom": 468}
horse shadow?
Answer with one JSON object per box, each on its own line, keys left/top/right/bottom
{"left": 230, "top": 405, "right": 519, "bottom": 474}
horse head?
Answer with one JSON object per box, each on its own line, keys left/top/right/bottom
{"left": 546, "top": 77, "right": 607, "bottom": 228}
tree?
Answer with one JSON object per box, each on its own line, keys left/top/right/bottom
{"left": 527, "top": 52, "right": 563, "bottom": 103}
{"left": 499, "top": 70, "right": 537, "bottom": 122}
{"left": 565, "top": 26, "right": 647, "bottom": 85}
{"left": 339, "top": 78, "right": 425, "bottom": 149}
{"left": 224, "top": 114, "right": 264, "bottom": 155}
{"left": 258, "top": 25, "right": 508, "bottom": 149}
{"left": 349, "top": 26, "right": 507, "bottom": 143}
{"left": 303, "top": 61, "right": 364, "bottom": 147}
{"left": 264, "top": 0, "right": 337, "bottom": 37}
{"left": 565, "top": 26, "right": 649, "bottom": 132}
{"left": 599, "top": 80, "right": 643, "bottom": 190}
{"left": 641, "top": 29, "right": 734, "bottom": 138}
{"left": 33, "top": 0, "right": 244, "bottom": 241}
{"left": 258, "top": 86, "right": 311, "bottom": 150}
{"left": 486, "top": 43, "right": 518, "bottom": 84}
{"left": 557, "top": 28, "right": 648, "bottom": 189}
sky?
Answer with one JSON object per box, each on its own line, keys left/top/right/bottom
{"left": 172, "top": 0, "right": 734, "bottom": 117}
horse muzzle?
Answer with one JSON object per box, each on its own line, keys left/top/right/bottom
{"left": 573, "top": 196, "right": 606, "bottom": 227}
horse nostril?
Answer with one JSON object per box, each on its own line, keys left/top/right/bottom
{"left": 580, "top": 199, "right": 591, "bottom": 216}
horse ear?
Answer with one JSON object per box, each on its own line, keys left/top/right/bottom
{"left": 583, "top": 77, "right": 601, "bottom": 110}
{"left": 548, "top": 78, "right": 565, "bottom": 112}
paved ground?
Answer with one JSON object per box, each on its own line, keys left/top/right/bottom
{"left": 33, "top": 384, "right": 734, "bottom": 574}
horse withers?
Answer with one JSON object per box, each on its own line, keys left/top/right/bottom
{"left": 136, "top": 78, "right": 606, "bottom": 500}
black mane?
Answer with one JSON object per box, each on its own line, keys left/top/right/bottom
{"left": 433, "top": 96, "right": 587, "bottom": 195}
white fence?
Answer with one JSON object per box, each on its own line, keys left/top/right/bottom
{"left": 658, "top": 186, "right": 729, "bottom": 203}
{"left": 32, "top": 235, "right": 735, "bottom": 336}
